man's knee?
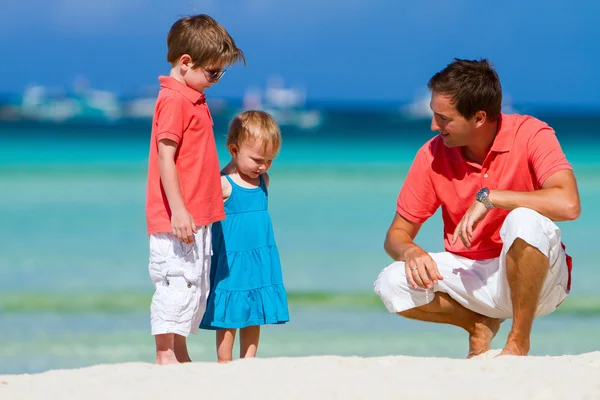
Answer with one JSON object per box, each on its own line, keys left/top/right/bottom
{"left": 503, "top": 208, "right": 546, "bottom": 231}
{"left": 374, "top": 263, "right": 404, "bottom": 296}
{"left": 374, "top": 262, "right": 408, "bottom": 311}
{"left": 501, "top": 208, "right": 558, "bottom": 259}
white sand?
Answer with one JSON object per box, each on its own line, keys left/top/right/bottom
{"left": 2, "top": 351, "right": 600, "bottom": 399}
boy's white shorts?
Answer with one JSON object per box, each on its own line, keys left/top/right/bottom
{"left": 374, "top": 208, "right": 570, "bottom": 320}
{"left": 148, "top": 225, "right": 212, "bottom": 336}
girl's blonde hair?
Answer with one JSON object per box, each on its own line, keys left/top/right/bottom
{"left": 226, "top": 110, "right": 282, "bottom": 154}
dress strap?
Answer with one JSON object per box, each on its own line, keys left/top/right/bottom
{"left": 223, "top": 174, "right": 264, "bottom": 191}
{"left": 224, "top": 174, "right": 235, "bottom": 185}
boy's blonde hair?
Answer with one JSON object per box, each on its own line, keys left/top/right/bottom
{"left": 167, "top": 14, "right": 245, "bottom": 69}
{"left": 227, "top": 111, "right": 282, "bottom": 154}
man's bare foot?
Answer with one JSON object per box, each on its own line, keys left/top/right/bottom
{"left": 497, "top": 338, "right": 530, "bottom": 357}
{"left": 467, "top": 317, "right": 501, "bottom": 359}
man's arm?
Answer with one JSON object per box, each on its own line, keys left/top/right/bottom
{"left": 453, "top": 170, "right": 580, "bottom": 249}
{"left": 158, "top": 139, "right": 196, "bottom": 244}
{"left": 384, "top": 213, "right": 442, "bottom": 289}
{"left": 384, "top": 213, "right": 424, "bottom": 261}
{"left": 488, "top": 169, "right": 580, "bottom": 221}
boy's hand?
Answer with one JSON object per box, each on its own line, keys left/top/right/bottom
{"left": 171, "top": 209, "right": 197, "bottom": 244}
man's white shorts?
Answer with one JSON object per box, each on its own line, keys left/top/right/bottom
{"left": 149, "top": 225, "right": 212, "bottom": 336}
{"left": 374, "top": 208, "right": 570, "bottom": 320}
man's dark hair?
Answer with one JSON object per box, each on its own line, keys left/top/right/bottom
{"left": 428, "top": 58, "right": 502, "bottom": 121}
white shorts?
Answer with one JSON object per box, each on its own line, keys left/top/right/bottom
{"left": 148, "top": 225, "right": 212, "bottom": 336}
{"left": 374, "top": 208, "right": 570, "bottom": 320}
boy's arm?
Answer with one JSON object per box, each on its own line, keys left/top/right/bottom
{"left": 158, "top": 139, "right": 197, "bottom": 244}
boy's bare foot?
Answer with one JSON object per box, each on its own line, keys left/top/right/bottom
{"left": 467, "top": 317, "right": 501, "bottom": 359}
{"left": 156, "top": 351, "right": 179, "bottom": 365}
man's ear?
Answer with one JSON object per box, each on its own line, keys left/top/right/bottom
{"left": 474, "top": 110, "right": 487, "bottom": 127}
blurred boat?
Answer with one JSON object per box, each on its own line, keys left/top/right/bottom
{"left": 400, "top": 88, "right": 518, "bottom": 120}
{"left": 241, "top": 76, "right": 323, "bottom": 130}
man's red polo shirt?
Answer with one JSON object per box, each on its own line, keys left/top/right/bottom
{"left": 397, "top": 113, "right": 572, "bottom": 260}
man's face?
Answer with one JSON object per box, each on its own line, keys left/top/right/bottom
{"left": 429, "top": 92, "right": 475, "bottom": 148}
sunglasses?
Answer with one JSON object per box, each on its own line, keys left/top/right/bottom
{"left": 200, "top": 66, "right": 227, "bottom": 83}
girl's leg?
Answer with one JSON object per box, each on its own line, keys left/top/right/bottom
{"left": 174, "top": 334, "right": 192, "bottom": 363}
{"left": 239, "top": 326, "right": 260, "bottom": 358}
{"left": 216, "top": 329, "right": 236, "bottom": 363}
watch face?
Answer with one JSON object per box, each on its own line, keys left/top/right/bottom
{"left": 476, "top": 188, "right": 488, "bottom": 201}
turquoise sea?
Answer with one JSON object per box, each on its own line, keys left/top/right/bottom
{"left": 1, "top": 111, "right": 599, "bottom": 374}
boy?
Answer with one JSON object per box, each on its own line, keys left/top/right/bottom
{"left": 146, "top": 14, "right": 245, "bottom": 365}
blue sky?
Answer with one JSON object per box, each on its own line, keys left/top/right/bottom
{"left": 2, "top": 0, "right": 599, "bottom": 106}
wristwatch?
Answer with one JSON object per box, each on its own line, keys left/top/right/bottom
{"left": 476, "top": 187, "right": 494, "bottom": 210}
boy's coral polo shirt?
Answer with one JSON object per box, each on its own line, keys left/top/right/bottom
{"left": 146, "top": 76, "right": 225, "bottom": 235}
{"left": 397, "top": 114, "right": 573, "bottom": 260}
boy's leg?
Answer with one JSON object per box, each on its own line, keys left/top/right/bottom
{"left": 155, "top": 334, "right": 178, "bottom": 365}
{"left": 149, "top": 228, "right": 213, "bottom": 364}
{"left": 174, "top": 334, "right": 192, "bottom": 363}
{"left": 239, "top": 326, "right": 260, "bottom": 358}
{"left": 216, "top": 329, "right": 236, "bottom": 363}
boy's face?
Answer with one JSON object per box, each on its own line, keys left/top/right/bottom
{"left": 181, "top": 57, "right": 227, "bottom": 93}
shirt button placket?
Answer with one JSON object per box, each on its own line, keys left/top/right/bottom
{"left": 482, "top": 167, "right": 489, "bottom": 187}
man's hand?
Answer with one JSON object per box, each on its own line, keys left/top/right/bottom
{"left": 404, "top": 246, "right": 443, "bottom": 290}
{"left": 171, "top": 208, "right": 197, "bottom": 244}
{"left": 451, "top": 200, "right": 489, "bottom": 249}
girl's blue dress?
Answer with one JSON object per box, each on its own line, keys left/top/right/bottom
{"left": 200, "top": 174, "right": 289, "bottom": 329}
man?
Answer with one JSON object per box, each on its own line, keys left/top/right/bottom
{"left": 374, "top": 59, "right": 580, "bottom": 357}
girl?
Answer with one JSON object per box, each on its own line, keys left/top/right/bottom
{"left": 200, "top": 110, "right": 289, "bottom": 362}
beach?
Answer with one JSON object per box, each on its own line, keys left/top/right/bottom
{"left": 1, "top": 116, "right": 600, "bottom": 375}
{"left": 2, "top": 351, "right": 600, "bottom": 399}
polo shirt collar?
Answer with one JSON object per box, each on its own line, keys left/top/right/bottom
{"left": 489, "top": 113, "right": 516, "bottom": 153}
{"left": 159, "top": 76, "right": 205, "bottom": 104}
{"left": 447, "top": 113, "right": 515, "bottom": 162}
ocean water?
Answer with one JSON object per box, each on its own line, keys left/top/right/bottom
{"left": 1, "top": 111, "right": 599, "bottom": 374}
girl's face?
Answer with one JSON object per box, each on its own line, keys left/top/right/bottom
{"left": 230, "top": 139, "right": 277, "bottom": 179}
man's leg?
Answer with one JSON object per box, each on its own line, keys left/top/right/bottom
{"left": 499, "top": 238, "right": 549, "bottom": 356}
{"left": 400, "top": 293, "right": 501, "bottom": 358}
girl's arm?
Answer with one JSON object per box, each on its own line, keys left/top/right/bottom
{"left": 221, "top": 175, "right": 232, "bottom": 200}
{"left": 263, "top": 173, "right": 270, "bottom": 188}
